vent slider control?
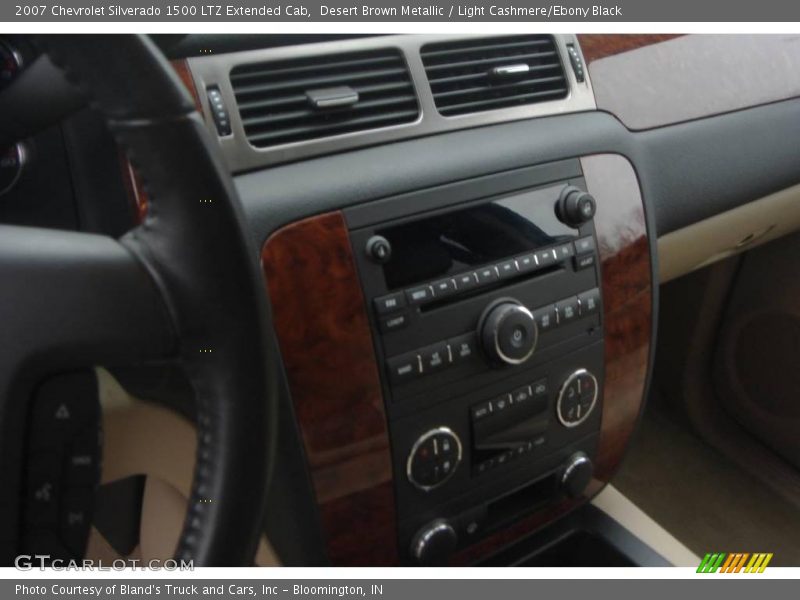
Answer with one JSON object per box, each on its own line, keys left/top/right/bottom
{"left": 306, "top": 86, "right": 359, "bottom": 110}
{"left": 490, "top": 64, "right": 530, "bottom": 81}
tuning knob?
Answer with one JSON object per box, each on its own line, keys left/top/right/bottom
{"left": 410, "top": 519, "right": 458, "bottom": 566}
{"left": 478, "top": 299, "right": 538, "bottom": 366}
{"left": 556, "top": 186, "right": 596, "bottom": 226}
{"left": 561, "top": 452, "right": 593, "bottom": 498}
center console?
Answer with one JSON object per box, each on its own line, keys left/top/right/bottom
{"left": 348, "top": 163, "right": 605, "bottom": 564}
{"left": 261, "top": 153, "right": 653, "bottom": 566}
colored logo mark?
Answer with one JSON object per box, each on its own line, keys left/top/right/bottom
{"left": 697, "top": 552, "right": 773, "bottom": 573}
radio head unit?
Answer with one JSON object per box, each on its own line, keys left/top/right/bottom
{"left": 348, "top": 166, "right": 605, "bottom": 564}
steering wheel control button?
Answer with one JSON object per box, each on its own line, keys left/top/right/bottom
{"left": 480, "top": 299, "right": 538, "bottom": 366}
{"left": 22, "top": 371, "right": 102, "bottom": 559}
{"left": 365, "top": 235, "right": 392, "bottom": 264}
{"left": 59, "top": 488, "right": 94, "bottom": 556}
{"left": 557, "top": 369, "right": 599, "bottom": 428}
{"left": 65, "top": 432, "right": 101, "bottom": 486}
{"left": 206, "top": 86, "right": 232, "bottom": 137}
{"left": 25, "top": 454, "right": 61, "bottom": 527}
{"left": 407, "top": 428, "right": 462, "bottom": 491}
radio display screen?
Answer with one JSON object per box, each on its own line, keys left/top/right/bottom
{"left": 378, "top": 184, "right": 579, "bottom": 290}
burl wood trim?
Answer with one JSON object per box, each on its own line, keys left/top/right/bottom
{"left": 121, "top": 59, "right": 200, "bottom": 222}
{"left": 578, "top": 34, "right": 682, "bottom": 63}
{"left": 261, "top": 211, "right": 399, "bottom": 566}
{"left": 582, "top": 154, "right": 651, "bottom": 484}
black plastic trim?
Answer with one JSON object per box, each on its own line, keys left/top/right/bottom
{"left": 237, "top": 98, "right": 800, "bottom": 241}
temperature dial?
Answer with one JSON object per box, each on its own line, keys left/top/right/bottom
{"left": 407, "top": 427, "right": 462, "bottom": 491}
{"left": 556, "top": 369, "right": 598, "bottom": 428}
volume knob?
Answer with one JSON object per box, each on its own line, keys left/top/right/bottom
{"left": 479, "top": 299, "right": 538, "bottom": 366}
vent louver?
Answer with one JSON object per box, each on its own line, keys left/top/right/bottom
{"left": 421, "top": 35, "right": 569, "bottom": 117}
{"left": 231, "top": 50, "right": 419, "bottom": 148}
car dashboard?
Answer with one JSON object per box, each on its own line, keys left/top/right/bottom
{"left": 2, "top": 33, "right": 800, "bottom": 567}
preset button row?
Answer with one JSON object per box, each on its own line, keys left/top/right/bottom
{"left": 374, "top": 237, "right": 597, "bottom": 316}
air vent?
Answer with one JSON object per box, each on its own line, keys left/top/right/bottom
{"left": 230, "top": 50, "right": 419, "bottom": 148}
{"left": 421, "top": 35, "right": 569, "bottom": 117}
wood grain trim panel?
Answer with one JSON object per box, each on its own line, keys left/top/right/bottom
{"left": 582, "top": 154, "right": 651, "bottom": 483}
{"left": 262, "top": 156, "right": 651, "bottom": 566}
{"left": 261, "top": 211, "right": 398, "bottom": 566}
{"left": 577, "top": 34, "right": 682, "bottom": 63}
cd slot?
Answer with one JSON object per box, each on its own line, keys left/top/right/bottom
{"left": 420, "top": 264, "right": 564, "bottom": 313}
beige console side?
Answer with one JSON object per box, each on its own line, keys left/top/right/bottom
{"left": 591, "top": 485, "right": 699, "bottom": 566}
{"left": 659, "top": 183, "right": 800, "bottom": 283}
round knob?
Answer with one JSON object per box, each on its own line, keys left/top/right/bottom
{"left": 365, "top": 235, "right": 392, "bottom": 264}
{"left": 556, "top": 368, "right": 599, "bottom": 428}
{"left": 479, "top": 299, "right": 538, "bottom": 366}
{"left": 561, "top": 452, "right": 594, "bottom": 498}
{"left": 407, "top": 427, "right": 462, "bottom": 491}
{"left": 410, "top": 519, "right": 457, "bottom": 566}
{"left": 556, "top": 186, "right": 596, "bottom": 226}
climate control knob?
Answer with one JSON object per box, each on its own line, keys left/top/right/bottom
{"left": 479, "top": 299, "right": 538, "bottom": 366}
{"left": 407, "top": 427, "right": 462, "bottom": 491}
{"left": 410, "top": 519, "right": 458, "bottom": 566}
{"left": 556, "top": 368, "right": 599, "bottom": 427}
{"left": 561, "top": 452, "right": 594, "bottom": 498}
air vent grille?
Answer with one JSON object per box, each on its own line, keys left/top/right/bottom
{"left": 230, "top": 50, "right": 419, "bottom": 148}
{"left": 421, "top": 35, "right": 569, "bottom": 117}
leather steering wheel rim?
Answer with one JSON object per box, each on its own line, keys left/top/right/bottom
{"left": 0, "top": 35, "right": 277, "bottom": 565}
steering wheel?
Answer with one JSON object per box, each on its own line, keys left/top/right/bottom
{"left": 0, "top": 35, "right": 277, "bottom": 565}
